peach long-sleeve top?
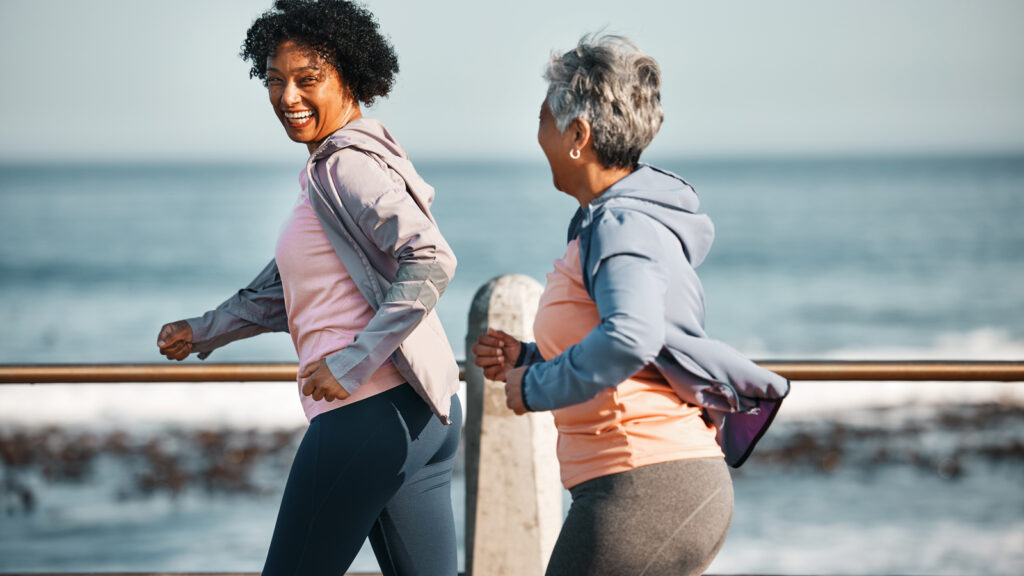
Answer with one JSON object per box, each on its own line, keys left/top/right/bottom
{"left": 533, "top": 239, "right": 722, "bottom": 489}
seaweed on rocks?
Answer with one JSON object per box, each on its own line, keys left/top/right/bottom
{"left": 744, "top": 402, "right": 1024, "bottom": 477}
{"left": 0, "top": 426, "right": 303, "bottom": 514}
{"left": 1, "top": 402, "right": 1021, "bottom": 515}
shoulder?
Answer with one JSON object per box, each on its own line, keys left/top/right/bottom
{"left": 316, "top": 147, "right": 404, "bottom": 208}
{"left": 587, "top": 205, "right": 673, "bottom": 259}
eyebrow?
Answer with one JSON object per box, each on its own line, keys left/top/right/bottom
{"left": 266, "top": 65, "right": 321, "bottom": 74}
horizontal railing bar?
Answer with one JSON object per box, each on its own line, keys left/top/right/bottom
{"left": 0, "top": 361, "right": 1022, "bottom": 384}
{"left": 0, "top": 570, "right": 909, "bottom": 575}
{"left": 758, "top": 360, "right": 1024, "bottom": 382}
{"left": 0, "top": 363, "right": 301, "bottom": 384}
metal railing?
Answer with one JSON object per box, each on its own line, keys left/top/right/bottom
{"left": 2, "top": 360, "right": 1023, "bottom": 384}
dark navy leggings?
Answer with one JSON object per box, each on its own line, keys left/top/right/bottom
{"left": 262, "top": 384, "right": 462, "bottom": 576}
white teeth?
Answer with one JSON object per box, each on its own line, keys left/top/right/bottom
{"left": 284, "top": 111, "right": 314, "bottom": 122}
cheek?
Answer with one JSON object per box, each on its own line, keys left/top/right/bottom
{"left": 312, "top": 91, "right": 339, "bottom": 119}
{"left": 540, "top": 134, "right": 559, "bottom": 162}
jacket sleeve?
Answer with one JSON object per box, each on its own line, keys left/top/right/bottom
{"left": 515, "top": 342, "right": 545, "bottom": 367}
{"left": 316, "top": 151, "right": 457, "bottom": 394}
{"left": 185, "top": 259, "right": 289, "bottom": 359}
{"left": 521, "top": 212, "right": 673, "bottom": 412}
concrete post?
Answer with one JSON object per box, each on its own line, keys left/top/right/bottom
{"left": 465, "top": 274, "right": 561, "bottom": 576}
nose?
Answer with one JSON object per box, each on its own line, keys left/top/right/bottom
{"left": 281, "top": 80, "right": 301, "bottom": 107}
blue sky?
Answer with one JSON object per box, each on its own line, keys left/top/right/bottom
{"left": 1, "top": 0, "right": 1022, "bottom": 162}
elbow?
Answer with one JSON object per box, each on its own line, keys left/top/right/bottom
{"left": 436, "top": 243, "right": 456, "bottom": 283}
{"left": 604, "top": 314, "right": 665, "bottom": 366}
{"left": 634, "top": 331, "right": 665, "bottom": 365}
{"left": 431, "top": 246, "right": 457, "bottom": 298}
{"left": 399, "top": 243, "right": 456, "bottom": 292}
{"left": 445, "top": 245, "right": 457, "bottom": 273}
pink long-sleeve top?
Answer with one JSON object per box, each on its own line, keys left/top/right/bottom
{"left": 275, "top": 173, "right": 405, "bottom": 422}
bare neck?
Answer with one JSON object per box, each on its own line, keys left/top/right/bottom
{"left": 572, "top": 164, "right": 635, "bottom": 208}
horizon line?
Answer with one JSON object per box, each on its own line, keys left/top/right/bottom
{"left": 2, "top": 151, "right": 1024, "bottom": 170}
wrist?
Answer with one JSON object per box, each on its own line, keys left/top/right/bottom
{"left": 519, "top": 365, "right": 533, "bottom": 412}
{"left": 515, "top": 343, "right": 528, "bottom": 367}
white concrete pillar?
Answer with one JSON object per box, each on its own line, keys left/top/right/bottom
{"left": 465, "top": 274, "right": 561, "bottom": 576}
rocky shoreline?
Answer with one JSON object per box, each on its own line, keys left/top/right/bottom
{"left": 2, "top": 401, "right": 1022, "bottom": 515}
{"left": 1, "top": 427, "right": 302, "bottom": 514}
{"left": 745, "top": 401, "right": 1024, "bottom": 477}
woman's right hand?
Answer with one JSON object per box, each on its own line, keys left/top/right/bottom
{"left": 157, "top": 320, "right": 194, "bottom": 361}
{"left": 472, "top": 328, "right": 521, "bottom": 382}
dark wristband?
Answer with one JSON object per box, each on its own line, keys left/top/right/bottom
{"left": 515, "top": 343, "right": 528, "bottom": 367}
{"left": 519, "top": 365, "right": 534, "bottom": 412}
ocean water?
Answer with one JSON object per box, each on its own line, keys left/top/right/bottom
{"left": 2, "top": 156, "right": 1023, "bottom": 363}
{"left": 1, "top": 156, "right": 1023, "bottom": 574}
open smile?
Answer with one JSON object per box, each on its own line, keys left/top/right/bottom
{"left": 283, "top": 110, "right": 315, "bottom": 127}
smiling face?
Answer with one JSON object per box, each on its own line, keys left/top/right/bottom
{"left": 266, "top": 40, "right": 361, "bottom": 152}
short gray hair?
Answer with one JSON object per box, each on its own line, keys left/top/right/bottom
{"left": 544, "top": 34, "right": 663, "bottom": 169}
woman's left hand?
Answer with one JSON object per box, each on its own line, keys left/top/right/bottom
{"left": 300, "top": 359, "right": 351, "bottom": 402}
{"left": 505, "top": 367, "right": 529, "bottom": 415}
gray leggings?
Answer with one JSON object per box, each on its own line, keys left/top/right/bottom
{"left": 545, "top": 457, "right": 733, "bottom": 576}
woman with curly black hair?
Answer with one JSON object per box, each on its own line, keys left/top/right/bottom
{"left": 155, "top": 1, "right": 462, "bottom": 574}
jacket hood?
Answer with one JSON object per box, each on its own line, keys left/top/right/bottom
{"left": 308, "top": 118, "right": 435, "bottom": 206}
{"left": 310, "top": 117, "right": 405, "bottom": 161}
{"left": 585, "top": 163, "right": 714, "bottom": 267}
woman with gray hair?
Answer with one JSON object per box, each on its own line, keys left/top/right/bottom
{"left": 474, "top": 35, "right": 788, "bottom": 575}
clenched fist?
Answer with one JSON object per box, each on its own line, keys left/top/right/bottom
{"left": 157, "top": 320, "right": 193, "bottom": 361}
{"left": 472, "top": 328, "right": 522, "bottom": 382}
{"left": 300, "top": 358, "right": 351, "bottom": 402}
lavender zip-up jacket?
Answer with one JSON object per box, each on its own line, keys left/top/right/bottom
{"left": 517, "top": 163, "right": 790, "bottom": 466}
{"left": 185, "top": 118, "right": 460, "bottom": 424}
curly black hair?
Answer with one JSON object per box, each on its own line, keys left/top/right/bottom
{"left": 240, "top": 0, "right": 399, "bottom": 106}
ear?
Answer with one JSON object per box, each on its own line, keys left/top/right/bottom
{"left": 568, "top": 117, "right": 592, "bottom": 152}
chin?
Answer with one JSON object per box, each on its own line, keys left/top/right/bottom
{"left": 549, "top": 172, "right": 563, "bottom": 192}
{"left": 282, "top": 128, "right": 314, "bottom": 145}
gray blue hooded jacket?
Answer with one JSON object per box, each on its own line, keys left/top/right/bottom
{"left": 518, "top": 163, "right": 789, "bottom": 467}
